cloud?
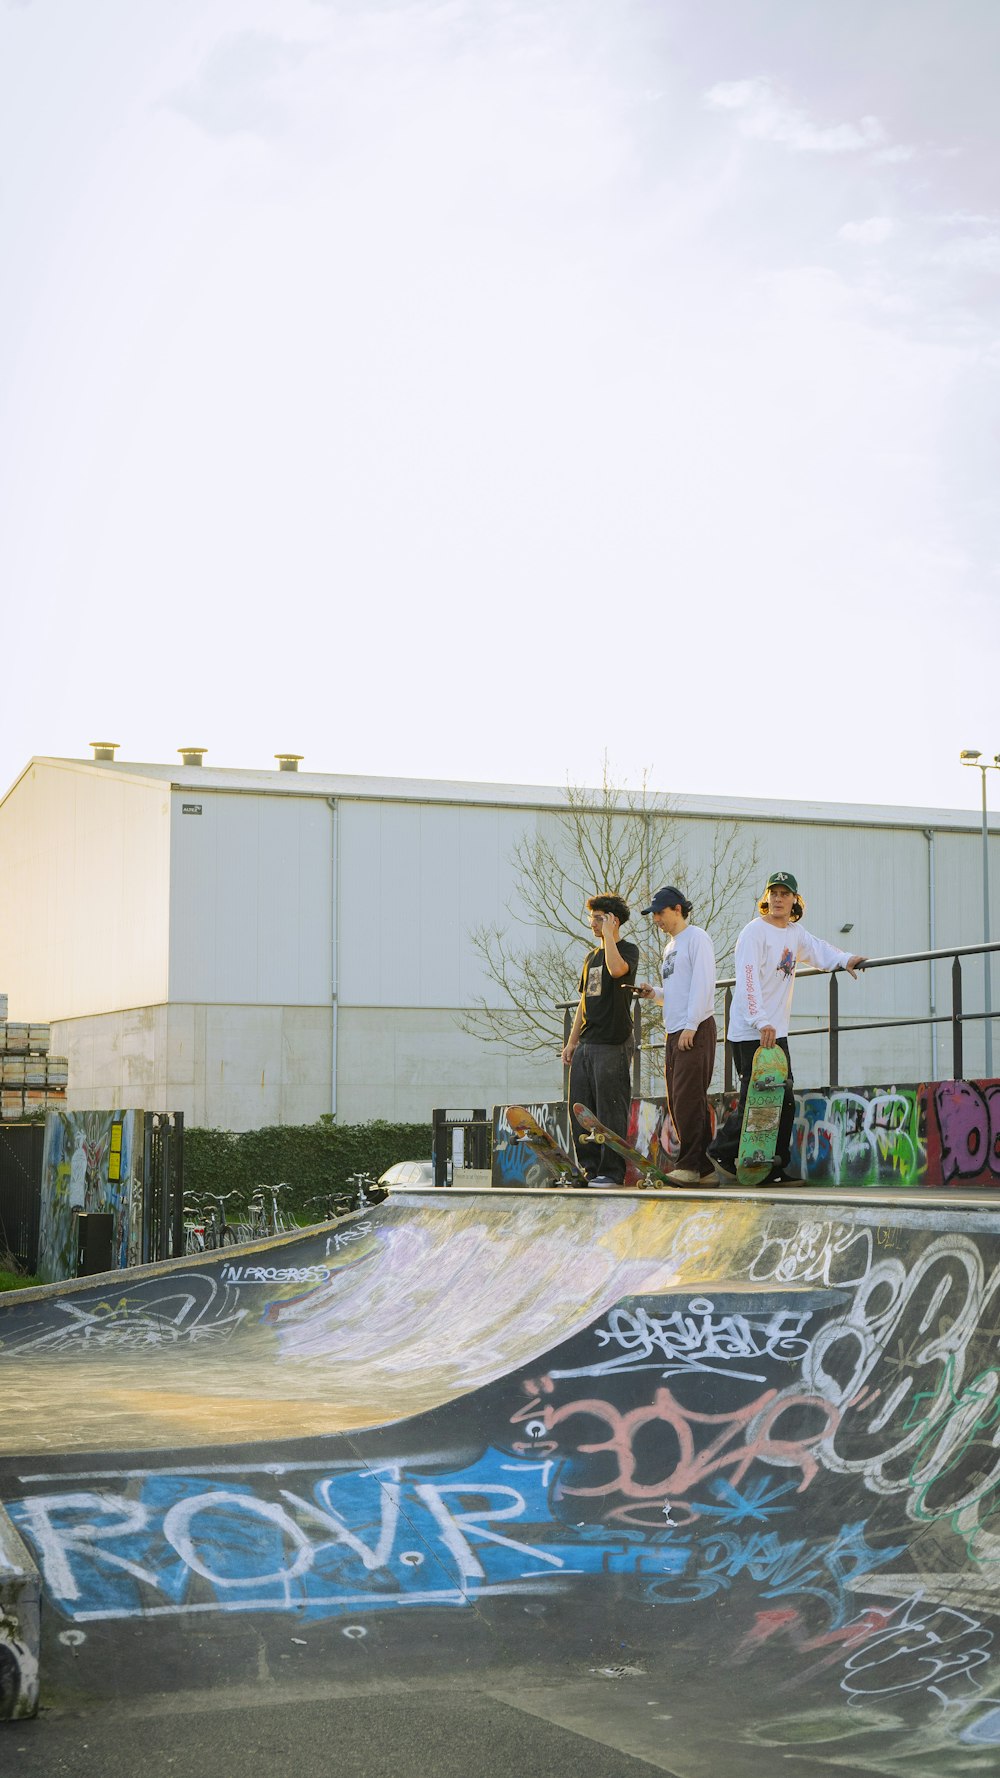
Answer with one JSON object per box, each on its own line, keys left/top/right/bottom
{"left": 705, "top": 76, "right": 896, "bottom": 157}
{"left": 839, "top": 217, "right": 895, "bottom": 245}
{"left": 168, "top": 32, "right": 312, "bottom": 140}
{"left": 930, "top": 233, "right": 1000, "bottom": 269}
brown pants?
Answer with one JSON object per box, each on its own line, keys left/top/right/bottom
{"left": 665, "top": 1017, "right": 717, "bottom": 1176}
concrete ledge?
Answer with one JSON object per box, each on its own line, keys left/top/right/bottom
{"left": 0, "top": 1506, "right": 40, "bottom": 1719}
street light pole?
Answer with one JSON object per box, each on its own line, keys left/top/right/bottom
{"left": 960, "top": 749, "right": 999, "bottom": 1077}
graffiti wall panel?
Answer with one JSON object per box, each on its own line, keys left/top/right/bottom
{"left": 496, "top": 1079, "right": 1000, "bottom": 1190}
{"left": 36, "top": 1110, "right": 142, "bottom": 1283}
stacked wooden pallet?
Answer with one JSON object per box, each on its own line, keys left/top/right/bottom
{"left": 0, "top": 1007, "right": 69, "bottom": 1120}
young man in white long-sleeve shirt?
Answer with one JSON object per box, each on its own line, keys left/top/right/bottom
{"left": 709, "top": 870, "right": 866, "bottom": 1185}
{"left": 635, "top": 886, "right": 718, "bottom": 1185}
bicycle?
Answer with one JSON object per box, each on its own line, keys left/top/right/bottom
{"left": 182, "top": 1196, "right": 209, "bottom": 1254}
{"left": 244, "top": 1181, "right": 294, "bottom": 1240}
{"left": 304, "top": 1188, "right": 360, "bottom": 1223}
{"left": 346, "top": 1171, "right": 388, "bottom": 1206}
{"left": 199, "top": 1191, "right": 243, "bottom": 1249}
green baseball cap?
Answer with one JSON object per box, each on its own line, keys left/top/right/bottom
{"left": 759, "top": 869, "right": 805, "bottom": 920}
{"left": 763, "top": 870, "right": 799, "bottom": 895}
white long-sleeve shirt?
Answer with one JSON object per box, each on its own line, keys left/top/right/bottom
{"left": 659, "top": 924, "right": 717, "bottom": 1034}
{"left": 728, "top": 918, "right": 852, "bottom": 1043}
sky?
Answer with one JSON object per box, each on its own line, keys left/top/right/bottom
{"left": 1, "top": 0, "right": 998, "bottom": 815}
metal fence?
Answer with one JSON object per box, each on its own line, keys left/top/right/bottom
{"left": 559, "top": 939, "right": 1000, "bottom": 1095}
{"left": 717, "top": 939, "right": 1000, "bottom": 1089}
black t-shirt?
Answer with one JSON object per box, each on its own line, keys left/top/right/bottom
{"left": 577, "top": 939, "right": 639, "bottom": 1045}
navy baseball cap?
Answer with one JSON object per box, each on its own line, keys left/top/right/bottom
{"left": 641, "top": 886, "right": 687, "bottom": 915}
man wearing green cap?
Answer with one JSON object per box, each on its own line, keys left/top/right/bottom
{"left": 709, "top": 871, "right": 866, "bottom": 1184}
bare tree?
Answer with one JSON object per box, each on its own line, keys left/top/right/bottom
{"left": 462, "top": 761, "right": 758, "bottom": 1088}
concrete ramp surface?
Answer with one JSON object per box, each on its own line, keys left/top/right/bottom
{"left": 4, "top": 1188, "right": 1000, "bottom": 1776}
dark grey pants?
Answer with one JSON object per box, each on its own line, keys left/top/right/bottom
{"left": 569, "top": 1041, "right": 632, "bottom": 1183}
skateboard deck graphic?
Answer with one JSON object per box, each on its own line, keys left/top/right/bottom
{"left": 572, "top": 1103, "right": 669, "bottom": 1189}
{"left": 506, "top": 1105, "right": 586, "bottom": 1187}
{"left": 736, "top": 1045, "right": 789, "bottom": 1186}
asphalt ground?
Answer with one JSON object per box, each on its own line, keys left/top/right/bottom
{"left": 3, "top": 1684, "right": 673, "bottom": 1778}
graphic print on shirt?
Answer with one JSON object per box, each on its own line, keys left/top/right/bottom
{"left": 586, "top": 965, "right": 604, "bottom": 997}
{"left": 778, "top": 947, "right": 795, "bottom": 979}
{"left": 662, "top": 952, "right": 676, "bottom": 980}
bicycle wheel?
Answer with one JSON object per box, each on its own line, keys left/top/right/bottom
{"left": 221, "top": 1226, "right": 239, "bottom": 1246}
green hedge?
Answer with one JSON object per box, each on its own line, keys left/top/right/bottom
{"left": 183, "top": 1116, "right": 432, "bottom": 1217}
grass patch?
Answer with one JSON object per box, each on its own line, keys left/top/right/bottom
{"left": 0, "top": 1250, "right": 41, "bottom": 1292}
{"left": 0, "top": 1269, "right": 40, "bottom": 1292}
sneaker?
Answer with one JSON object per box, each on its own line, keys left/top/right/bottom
{"left": 763, "top": 1168, "right": 797, "bottom": 1186}
{"left": 668, "top": 1167, "right": 702, "bottom": 1185}
{"left": 589, "top": 1174, "right": 626, "bottom": 1188}
{"left": 698, "top": 1172, "right": 718, "bottom": 1186}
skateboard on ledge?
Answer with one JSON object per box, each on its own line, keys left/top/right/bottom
{"left": 572, "top": 1103, "right": 671, "bottom": 1189}
{"left": 505, "top": 1105, "right": 587, "bottom": 1188}
{"left": 736, "top": 1045, "right": 789, "bottom": 1186}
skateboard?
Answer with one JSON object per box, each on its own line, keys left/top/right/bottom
{"left": 505, "top": 1105, "right": 587, "bottom": 1187}
{"left": 572, "top": 1103, "right": 672, "bottom": 1189}
{"left": 736, "top": 1046, "right": 789, "bottom": 1186}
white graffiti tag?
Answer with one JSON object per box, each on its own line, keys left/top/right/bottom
{"left": 552, "top": 1298, "right": 813, "bottom": 1383}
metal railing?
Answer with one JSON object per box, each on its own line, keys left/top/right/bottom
{"left": 717, "top": 939, "right": 1000, "bottom": 1090}
{"left": 558, "top": 940, "right": 999, "bottom": 1095}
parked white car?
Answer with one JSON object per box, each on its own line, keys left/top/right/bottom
{"left": 377, "top": 1159, "right": 437, "bottom": 1188}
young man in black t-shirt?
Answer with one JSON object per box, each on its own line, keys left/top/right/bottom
{"left": 561, "top": 893, "right": 639, "bottom": 1186}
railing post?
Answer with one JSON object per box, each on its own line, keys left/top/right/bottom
{"left": 140, "top": 1112, "right": 152, "bottom": 1266}
{"left": 172, "top": 1111, "right": 185, "bottom": 1261}
{"left": 158, "top": 1115, "right": 172, "bottom": 1265}
{"left": 632, "top": 997, "right": 642, "bottom": 1098}
{"left": 431, "top": 1108, "right": 448, "bottom": 1188}
{"left": 952, "top": 957, "right": 964, "bottom": 1079}
{"left": 723, "top": 986, "right": 733, "bottom": 1091}
{"left": 563, "top": 1006, "right": 572, "bottom": 1098}
{"left": 829, "top": 973, "right": 839, "bottom": 1087}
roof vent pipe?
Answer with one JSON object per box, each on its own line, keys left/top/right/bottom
{"left": 179, "top": 747, "right": 207, "bottom": 767}
{"left": 90, "top": 742, "right": 120, "bottom": 762}
{"left": 275, "top": 754, "right": 302, "bottom": 772}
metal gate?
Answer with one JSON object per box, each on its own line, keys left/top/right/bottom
{"left": 0, "top": 1124, "right": 45, "bottom": 1274}
{"left": 140, "top": 1111, "right": 186, "bottom": 1264}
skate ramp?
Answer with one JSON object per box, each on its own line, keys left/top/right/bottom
{"left": 3, "top": 1188, "right": 1000, "bottom": 1776}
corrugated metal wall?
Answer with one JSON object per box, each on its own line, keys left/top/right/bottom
{"left": 168, "top": 790, "right": 332, "bottom": 1004}
{"left": 4, "top": 763, "right": 997, "bottom": 1125}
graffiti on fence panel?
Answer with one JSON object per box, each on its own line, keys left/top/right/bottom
{"left": 494, "top": 1081, "right": 1000, "bottom": 1190}
{"left": 783, "top": 1078, "right": 1000, "bottom": 1189}
{"left": 935, "top": 1082, "right": 1000, "bottom": 1184}
{"left": 795, "top": 1088, "right": 925, "bottom": 1187}
{"left": 492, "top": 1103, "right": 573, "bottom": 1187}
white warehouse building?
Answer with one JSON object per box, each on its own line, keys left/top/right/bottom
{"left": 0, "top": 749, "right": 995, "bottom": 1130}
